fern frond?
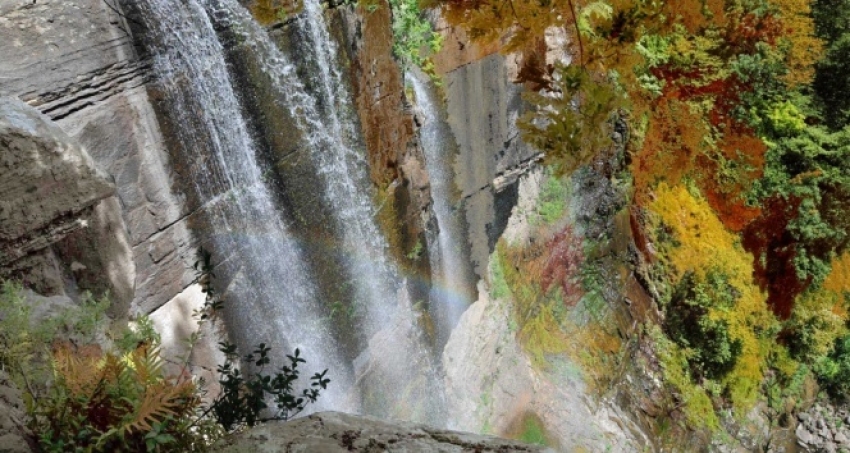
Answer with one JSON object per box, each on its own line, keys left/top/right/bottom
{"left": 127, "top": 379, "right": 195, "bottom": 433}
{"left": 129, "top": 344, "right": 165, "bottom": 385}
{"left": 51, "top": 342, "right": 106, "bottom": 399}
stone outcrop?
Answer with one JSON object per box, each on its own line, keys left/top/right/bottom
{"left": 0, "top": 0, "right": 217, "bottom": 390}
{"left": 0, "top": 372, "right": 33, "bottom": 453}
{"left": 796, "top": 401, "right": 850, "bottom": 453}
{"left": 440, "top": 52, "right": 542, "bottom": 277}
{"left": 443, "top": 281, "right": 647, "bottom": 451}
{"left": 211, "top": 411, "right": 555, "bottom": 453}
{"left": 0, "top": 97, "right": 114, "bottom": 266}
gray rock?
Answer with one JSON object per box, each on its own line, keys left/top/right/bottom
{"left": 0, "top": 372, "right": 34, "bottom": 453}
{"left": 442, "top": 53, "right": 541, "bottom": 277}
{"left": 211, "top": 411, "right": 555, "bottom": 453}
{"left": 442, "top": 283, "right": 646, "bottom": 451}
{"left": 0, "top": 0, "right": 145, "bottom": 114}
{"left": 0, "top": 97, "right": 114, "bottom": 266}
{"left": 797, "top": 424, "right": 815, "bottom": 446}
{"left": 1, "top": 0, "right": 200, "bottom": 316}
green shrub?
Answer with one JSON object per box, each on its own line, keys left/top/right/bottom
{"left": 387, "top": 0, "right": 442, "bottom": 76}
{"left": 664, "top": 271, "right": 742, "bottom": 380}
{"left": 516, "top": 414, "right": 549, "bottom": 446}
{"left": 212, "top": 342, "right": 329, "bottom": 432}
{"left": 815, "top": 334, "right": 850, "bottom": 401}
{"left": 536, "top": 174, "right": 569, "bottom": 225}
{"left": 0, "top": 281, "right": 110, "bottom": 394}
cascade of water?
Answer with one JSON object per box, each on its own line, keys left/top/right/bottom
{"left": 130, "top": 0, "right": 349, "bottom": 409}
{"left": 408, "top": 72, "right": 473, "bottom": 348}
{"left": 204, "top": 0, "right": 397, "bottom": 336}
{"left": 202, "top": 0, "right": 447, "bottom": 420}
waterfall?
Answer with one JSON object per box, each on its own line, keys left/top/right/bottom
{"left": 408, "top": 72, "right": 474, "bottom": 348}
{"left": 131, "top": 0, "right": 447, "bottom": 420}
{"left": 201, "top": 0, "right": 446, "bottom": 420}
{"left": 128, "top": 0, "right": 350, "bottom": 410}
{"left": 205, "top": 0, "right": 398, "bottom": 334}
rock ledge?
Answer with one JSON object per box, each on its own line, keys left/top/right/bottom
{"left": 211, "top": 411, "right": 555, "bottom": 453}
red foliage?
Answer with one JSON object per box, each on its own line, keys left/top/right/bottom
{"left": 541, "top": 225, "right": 584, "bottom": 306}
{"left": 727, "top": 13, "right": 784, "bottom": 53}
{"left": 651, "top": 67, "right": 753, "bottom": 132}
{"left": 743, "top": 196, "right": 809, "bottom": 319}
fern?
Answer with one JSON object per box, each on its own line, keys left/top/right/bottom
{"left": 127, "top": 382, "right": 181, "bottom": 433}
{"left": 31, "top": 343, "right": 201, "bottom": 452}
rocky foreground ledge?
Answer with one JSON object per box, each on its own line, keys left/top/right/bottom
{"left": 211, "top": 411, "right": 555, "bottom": 453}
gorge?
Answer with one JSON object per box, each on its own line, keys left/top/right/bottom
{"left": 2, "top": 0, "right": 850, "bottom": 451}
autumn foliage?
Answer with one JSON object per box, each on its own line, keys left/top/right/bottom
{"left": 429, "top": 0, "right": 850, "bottom": 430}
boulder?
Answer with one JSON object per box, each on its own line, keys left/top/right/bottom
{"left": 0, "top": 97, "right": 114, "bottom": 266}
{"left": 211, "top": 411, "right": 555, "bottom": 453}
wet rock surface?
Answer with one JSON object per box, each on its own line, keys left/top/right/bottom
{"left": 0, "top": 0, "right": 202, "bottom": 315}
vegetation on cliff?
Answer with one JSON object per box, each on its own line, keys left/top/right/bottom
{"left": 428, "top": 0, "right": 850, "bottom": 439}
{"left": 0, "top": 252, "right": 329, "bottom": 452}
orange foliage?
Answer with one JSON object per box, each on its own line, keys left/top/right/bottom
{"left": 665, "top": 0, "right": 727, "bottom": 33}
{"left": 823, "top": 253, "right": 850, "bottom": 317}
{"left": 633, "top": 96, "right": 706, "bottom": 203}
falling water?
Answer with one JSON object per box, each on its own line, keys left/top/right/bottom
{"left": 129, "top": 0, "right": 452, "bottom": 420}
{"left": 128, "top": 0, "right": 350, "bottom": 409}
{"left": 408, "top": 72, "right": 474, "bottom": 348}
{"left": 204, "top": 0, "right": 398, "bottom": 335}
{"left": 202, "top": 0, "right": 447, "bottom": 420}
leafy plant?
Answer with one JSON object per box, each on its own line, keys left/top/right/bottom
{"left": 519, "top": 64, "right": 626, "bottom": 176}
{"left": 665, "top": 271, "right": 743, "bottom": 380}
{"left": 212, "top": 342, "right": 330, "bottom": 432}
{"left": 815, "top": 334, "right": 850, "bottom": 401}
{"left": 190, "top": 248, "right": 330, "bottom": 432}
{"left": 387, "top": 0, "right": 442, "bottom": 76}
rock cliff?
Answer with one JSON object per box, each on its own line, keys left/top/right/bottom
{"left": 0, "top": 0, "right": 206, "bottom": 317}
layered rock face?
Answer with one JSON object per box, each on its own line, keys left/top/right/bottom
{"left": 211, "top": 411, "right": 555, "bottom": 453}
{"left": 0, "top": 0, "right": 204, "bottom": 316}
{"left": 0, "top": 371, "right": 32, "bottom": 453}
{"left": 0, "top": 97, "right": 114, "bottom": 267}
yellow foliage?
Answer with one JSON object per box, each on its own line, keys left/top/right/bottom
{"left": 649, "top": 183, "right": 777, "bottom": 409}
{"left": 788, "top": 289, "right": 846, "bottom": 360}
{"left": 770, "top": 0, "right": 823, "bottom": 87}
{"left": 823, "top": 252, "right": 850, "bottom": 317}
